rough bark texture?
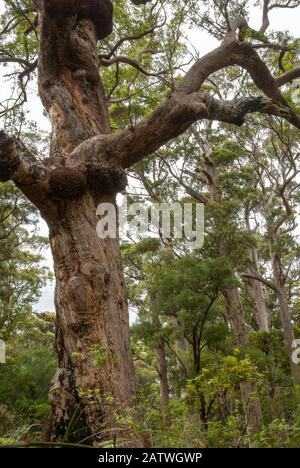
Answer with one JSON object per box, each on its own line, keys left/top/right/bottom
{"left": 33, "top": 1, "right": 136, "bottom": 444}
{"left": 47, "top": 196, "right": 136, "bottom": 442}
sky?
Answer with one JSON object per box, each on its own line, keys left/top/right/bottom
{"left": 0, "top": 1, "right": 300, "bottom": 313}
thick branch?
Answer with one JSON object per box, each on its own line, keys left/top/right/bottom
{"left": 68, "top": 22, "right": 300, "bottom": 171}
{"left": 0, "top": 131, "right": 46, "bottom": 185}
{"left": 0, "top": 56, "right": 32, "bottom": 67}
{"left": 208, "top": 96, "right": 283, "bottom": 126}
{"left": 0, "top": 131, "right": 53, "bottom": 215}
{"left": 269, "top": 1, "right": 300, "bottom": 10}
{"left": 178, "top": 19, "right": 300, "bottom": 126}
{"left": 69, "top": 94, "right": 283, "bottom": 171}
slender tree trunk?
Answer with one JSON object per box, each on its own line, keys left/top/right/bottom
{"left": 245, "top": 246, "right": 269, "bottom": 331}
{"left": 271, "top": 255, "right": 300, "bottom": 381}
{"left": 150, "top": 296, "right": 170, "bottom": 425}
{"left": 155, "top": 337, "right": 171, "bottom": 425}
{"left": 223, "top": 288, "right": 263, "bottom": 438}
{"left": 243, "top": 210, "right": 269, "bottom": 332}
{"left": 199, "top": 149, "right": 263, "bottom": 438}
{"left": 267, "top": 224, "right": 300, "bottom": 382}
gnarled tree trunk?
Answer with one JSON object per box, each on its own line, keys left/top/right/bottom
{"left": 47, "top": 196, "right": 136, "bottom": 442}
{"left": 34, "top": 1, "right": 136, "bottom": 443}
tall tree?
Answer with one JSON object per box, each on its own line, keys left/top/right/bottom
{"left": 1, "top": 0, "right": 300, "bottom": 444}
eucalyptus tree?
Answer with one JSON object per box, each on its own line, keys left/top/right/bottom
{"left": 1, "top": 0, "right": 300, "bottom": 444}
{"left": 233, "top": 121, "right": 300, "bottom": 381}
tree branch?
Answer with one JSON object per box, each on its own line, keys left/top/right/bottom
{"left": 276, "top": 67, "right": 300, "bottom": 87}
{"left": 67, "top": 17, "right": 300, "bottom": 170}
{"left": 99, "top": 55, "right": 166, "bottom": 80}
{"left": 0, "top": 131, "right": 53, "bottom": 214}
{"left": 240, "top": 272, "right": 280, "bottom": 293}
{"left": 269, "top": 1, "right": 300, "bottom": 10}
{"left": 0, "top": 132, "right": 45, "bottom": 184}
{"left": 99, "top": 24, "right": 162, "bottom": 60}
{"left": 260, "top": 0, "right": 270, "bottom": 33}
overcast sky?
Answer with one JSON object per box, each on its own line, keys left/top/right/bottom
{"left": 0, "top": 1, "right": 299, "bottom": 313}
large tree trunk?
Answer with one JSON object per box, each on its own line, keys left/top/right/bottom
{"left": 31, "top": 1, "right": 137, "bottom": 443}
{"left": 46, "top": 195, "right": 136, "bottom": 442}
{"left": 3, "top": 0, "right": 298, "bottom": 448}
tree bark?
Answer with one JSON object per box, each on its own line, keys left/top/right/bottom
{"left": 244, "top": 210, "right": 269, "bottom": 332}
{"left": 200, "top": 146, "right": 263, "bottom": 438}
{"left": 155, "top": 337, "right": 171, "bottom": 426}
{"left": 193, "top": 152, "right": 263, "bottom": 438}
{"left": 32, "top": 2, "right": 137, "bottom": 444}
{"left": 46, "top": 195, "right": 136, "bottom": 442}
{"left": 244, "top": 246, "right": 269, "bottom": 332}
{"left": 2, "top": 0, "right": 300, "bottom": 446}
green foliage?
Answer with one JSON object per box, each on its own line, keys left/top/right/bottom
{"left": 0, "top": 182, "right": 51, "bottom": 341}
{"left": 0, "top": 347, "right": 55, "bottom": 416}
{"left": 188, "top": 355, "right": 263, "bottom": 400}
